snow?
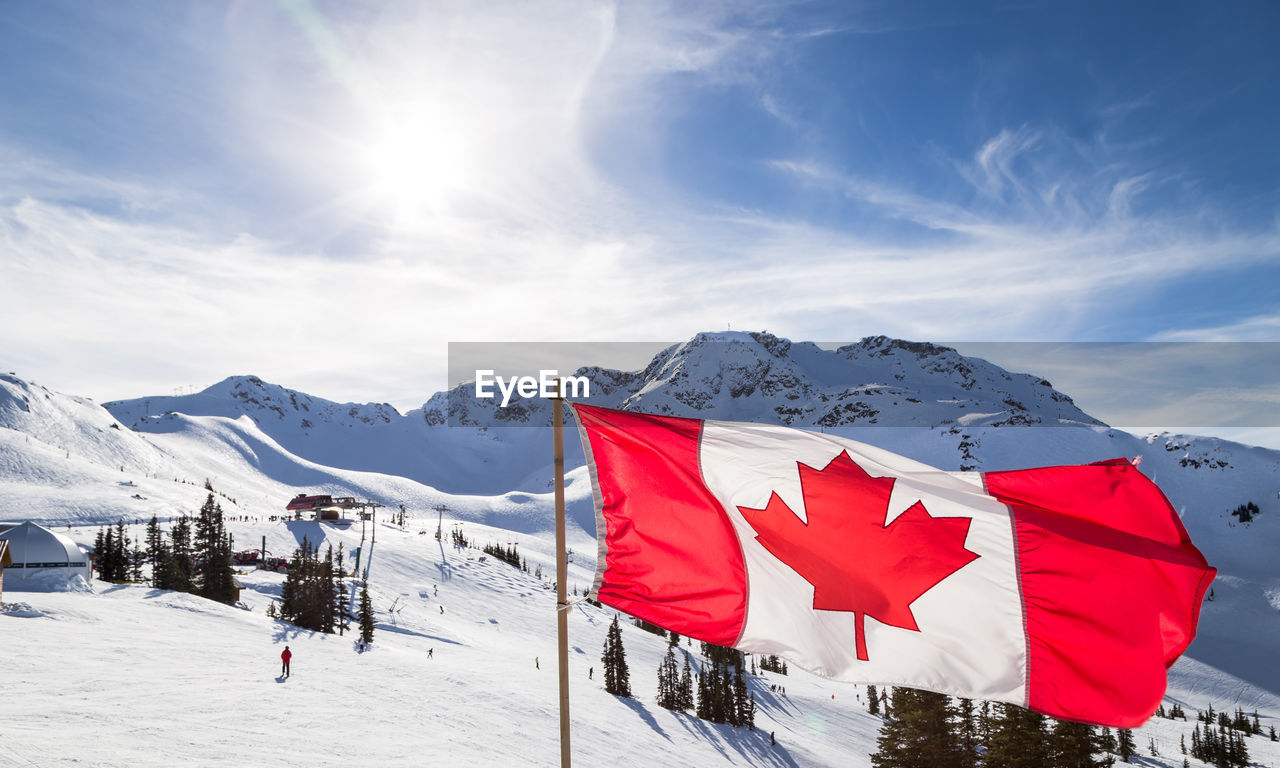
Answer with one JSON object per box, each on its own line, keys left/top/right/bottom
{"left": 4, "top": 332, "right": 1280, "bottom": 766}
{"left": 3, "top": 517, "right": 887, "bottom": 767}
{"left": 4, "top": 516, "right": 1279, "bottom": 767}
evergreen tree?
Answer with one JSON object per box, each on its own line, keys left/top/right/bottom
{"left": 1048, "top": 719, "right": 1104, "bottom": 768}
{"left": 144, "top": 516, "right": 172, "bottom": 589}
{"left": 601, "top": 615, "right": 631, "bottom": 697}
{"left": 169, "top": 514, "right": 193, "bottom": 593}
{"left": 320, "top": 545, "right": 337, "bottom": 633}
{"left": 956, "top": 698, "right": 978, "bottom": 768}
{"left": 677, "top": 651, "right": 695, "bottom": 712}
{"left": 114, "top": 519, "right": 128, "bottom": 580}
{"left": 870, "top": 687, "right": 963, "bottom": 768}
{"left": 357, "top": 579, "right": 375, "bottom": 644}
{"left": 656, "top": 646, "right": 680, "bottom": 710}
{"left": 985, "top": 703, "right": 1049, "bottom": 768}
{"left": 129, "top": 537, "right": 144, "bottom": 582}
{"left": 334, "top": 544, "right": 350, "bottom": 636}
{"left": 94, "top": 526, "right": 109, "bottom": 581}
{"left": 979, "top": 700, "right": 994, "bottom": 744}
{"left": 695, "top": 672, "right": 711, "bottom": 719}
{"left": 193, "top": 494, "right": 236, "bottom": 603}
{"left": 868, "top": 684, "right": 881, "bottom": 716}
{"left": 732, "top": 664, "right": 749, "bottom": 727}
{"left": 1116, "top": 729, "right": 1135, "bottom": 763}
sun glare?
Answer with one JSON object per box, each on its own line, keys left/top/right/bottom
{"left": 362, "top": 107, "right": 476, "bottom": 218}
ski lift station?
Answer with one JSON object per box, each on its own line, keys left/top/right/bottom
{"left": 0, "top": 521, "right": 92, "bottom": 591}
{"left": 284, "top": 493, "right": 383, "bottom": 522}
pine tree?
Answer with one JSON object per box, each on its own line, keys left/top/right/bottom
{"left": 193, "top": 494, "right": 235, "bottom": 603}
{"left": 114, "top": 519, "right": 128, "bottom": 581}
{"left": 957, "top": 698, "right": 978, "bottom": 768}
{"left": 1116, "top": 729, "right": 1135, "bottom": 763}
{"left": 129, "top": 537, "right": 144, "bottom": 582}
{"left": 656, "top": 646, "right": 680, "bottom": 710}
{"left": 1099, "top": 727, "right": 1116, "bottom": 753}
{"left": 870, "top": 687, "right": 964, "bottom": 768}
{"left": 985, "top": 703, "right": 1048, "bottom": 768}
{"left": 334, "top": 544, "right": 350, "bottom": 636}
{"left": 732, "top": 664, "right": 749, "bottom": 727}
{"left": 1048, "top": 719, "right": 1104, "bottom": 768}
{"left": 144, "top": 516, "right": 173, "bottom": 589}
{"left": 601, "top": 615, "right": 630, "bottom": 697}
{"left": 93, "top": 527, "right": 108, "bottom": 580}
{"left": 696, "top": 672, "right": 710, "bottom": 719}
{"left": 677, "top": 651, "right": 695, "bottom": 712}
{"left": 868, "top": 684, "right": 881, "bottom": 716}
{"left": 358, "top": 579, "right": 375, "bottom": 644}
{"left": 321, "top": 545, "right": 337, "bottom": 633}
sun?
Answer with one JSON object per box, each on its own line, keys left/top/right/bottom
{"left": 361, "top": 106, "right": 476, "bottom": 217}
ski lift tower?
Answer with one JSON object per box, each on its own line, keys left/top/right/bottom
{"left": 432, "top": 504, "right": 449, "bottom": 541}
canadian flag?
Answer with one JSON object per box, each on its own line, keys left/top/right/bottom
{"left": 573, "top": 403, "right": 1215, "bottom": 728}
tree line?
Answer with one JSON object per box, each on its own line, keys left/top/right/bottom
{"left": 870, "top": 686, "right": 1262, "bottom": 768}
{"left": 598, "top": 615, "right": 756, "bottom": 730}
{"left": 95, "top": 492, "right": 237, "bottom": 604}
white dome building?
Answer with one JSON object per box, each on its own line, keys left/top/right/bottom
{"left": 0, "top": 522, "right": 92, "bottom": 590}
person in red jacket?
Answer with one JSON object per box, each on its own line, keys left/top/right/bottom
{"left": 281, "top": 646, "right": 292, "bottom": 677}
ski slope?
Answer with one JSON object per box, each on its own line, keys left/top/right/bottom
{"left": 5, "top": 329, "right": 1280, "bottom": 766}
{"left": 5, "top": 513, "right": 1279, "bottom": 767}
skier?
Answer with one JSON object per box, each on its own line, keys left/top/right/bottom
{"left": 281, "top": 646, "right": 292, "bottom": 677}
{"left": 428, "top": 648, "right": 433, "bottom": 659}
{"left": 536, "top": 657, "right": 540, "bottom": 670}
{"left": 588, "top": 666, "right": 593, "bottom": 680}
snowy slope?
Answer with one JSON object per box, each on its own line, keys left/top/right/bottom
{"left": 4, "top": 331, "right": 1280, "bottom": 766}
{"left": 4, "top": 515, "right": 1279, "bottom": 768}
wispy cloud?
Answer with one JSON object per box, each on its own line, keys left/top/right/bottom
{"left": 3, "top": 0, "right": 1279, "bottom": 412}
{"left": 1152, "top": 315, "right": 1280, "bottom": 342}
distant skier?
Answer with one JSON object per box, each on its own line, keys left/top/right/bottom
{"left": 281, "top": 646, "right": 292, "bottom": 677}
{"left": 536, "top": 657, "right": 540, "bottom": 670}
{"left": 588, "top": 667, "right": 593, "bottom": 680}
{"left": 440, "top": 605, "right": 445, "bottom": 614}
{"left": 428, "top": 648, "right": 433, "bottom": 659}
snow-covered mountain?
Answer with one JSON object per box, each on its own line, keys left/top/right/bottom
{"left": 4, "top": 331, "right": 1280, "bottom": 767}
{"left": 421, "top": 331, "right": 1103, "bottom": 429}
{"left": 101, "top": 332, "right": 1104, "bottom": 494}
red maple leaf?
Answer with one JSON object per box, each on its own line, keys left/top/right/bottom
{"left": 738, "top": 450, "right": 979, "bottom": 662}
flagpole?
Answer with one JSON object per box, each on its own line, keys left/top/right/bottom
{"left": 553, "top": 389, "right": 571, "bottom": 768}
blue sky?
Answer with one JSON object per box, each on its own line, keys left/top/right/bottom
{"left": 1, "top": 1, "right": 1278, "bottom": 437}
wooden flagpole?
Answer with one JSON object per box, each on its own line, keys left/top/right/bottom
{"left": 553, "top": 389, "right": 571, "bottom": 768}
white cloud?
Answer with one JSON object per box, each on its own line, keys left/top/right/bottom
{"left": 1152, "top": 314, "right": 1280, "bottom": 342}
{"left": 4, "top": 1, "right": 1279, "bottom": 410}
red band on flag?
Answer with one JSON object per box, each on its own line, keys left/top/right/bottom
{"left": 986, "top": 460, "right": 1216, "bottom": 727}
{"left": 575, "top": 404, "right": 747, "bottom": 646}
